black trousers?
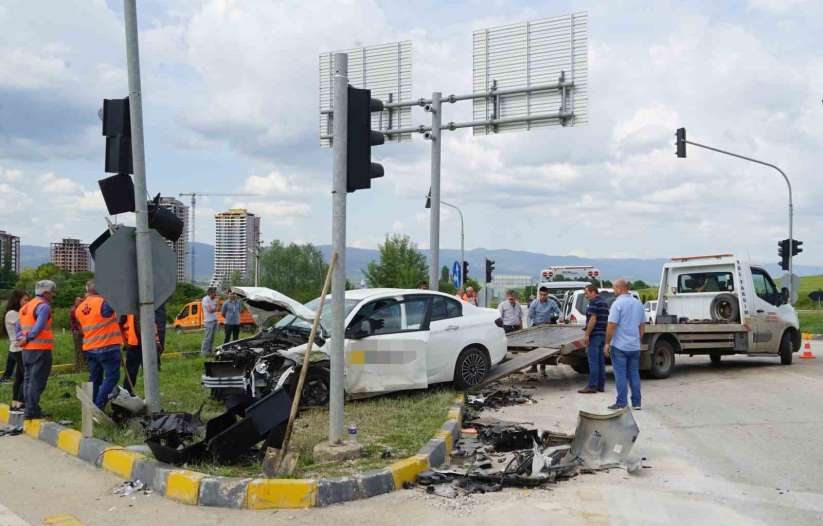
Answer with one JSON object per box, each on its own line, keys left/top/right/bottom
{"left": 123, "top": 345, "right": 142, "bottom": 395}
{"left": 22, "top": 350, "right": 52, "bottom": 419}
{"left": 3, "top": 350, "right": 15, "bottom": 378}
{"left": 10, "top": 352, "right": 24, "bottom": 403}
{"left": 224, "top": 324, "right": 240, "bottom": 344}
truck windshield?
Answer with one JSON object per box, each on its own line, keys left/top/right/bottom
{"left": 677, "top": 272, "right": 734, "bottom": 293}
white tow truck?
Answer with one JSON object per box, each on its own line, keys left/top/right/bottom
{"left": 492, "top": 253, "right": 801, "bottom": 385}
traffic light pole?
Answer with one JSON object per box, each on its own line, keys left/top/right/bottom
{"left": 428, "top": 92, "right": 442, "bottom": 291}
{"left": 123, "top": 0, "right": 160, "bottom": 412}
{"left": 329, "top": 52, "right": 348, "bottom": 444}
{"left": 684, "top": 139, "right": 794, "bottom": 298}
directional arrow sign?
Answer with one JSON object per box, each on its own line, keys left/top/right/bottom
{"left": 452, "top": 260, "right": 461, "bottom": 288}
{"left": 93, "top": 226, "right": 177, "bottom": 315}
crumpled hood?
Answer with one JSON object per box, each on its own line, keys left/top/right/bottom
{"left": 231, "top": 286, "right": 315, "bottom": 325}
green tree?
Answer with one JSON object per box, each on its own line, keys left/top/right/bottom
{"left": 363, "top": 234, "right": 429, "bottom": 289}
{"left": 227, "top": 270, "right": 252, "bottom": 289}
{"left": 631, "top": 280, "right": 649, "bottom": 290}
{"left": 440, "top": 265, "right": 450, "bottom": 283}
{"left": 259, "top": 241, "right": 328, "bottom": 303}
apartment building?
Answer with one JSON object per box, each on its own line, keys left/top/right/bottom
{"left": 0, "top": 230, "right": 21, "bottom": 274}
{"left": 50, "top": 238, "right": 91, "bottom": 273}
{"left": 210, "top": 209, "right": 260, "bottom": 288}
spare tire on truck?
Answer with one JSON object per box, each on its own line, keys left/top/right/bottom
{"left": 710, "top": 293, "right": 740, "bottom": 322}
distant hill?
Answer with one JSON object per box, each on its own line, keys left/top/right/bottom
{"left": 21, "top": 242, "right": 216, "bottom": 283}
{"left": 21, "top": 242, "right": 822, "bottom": 286}
{"left": 317, "top": 245, "right": 823, "bottom": 285}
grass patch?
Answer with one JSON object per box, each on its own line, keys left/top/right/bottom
{"left": 0, "top": 331, "right": 456, "bottom": 478}
{"left": 799, "top": 311, "right": 823, "bottom": 334}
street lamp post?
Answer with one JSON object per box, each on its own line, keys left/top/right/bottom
{"left": 248, "top": 244, "right": 261, "bottom": 287}
{"left": 676, "top": 130, "right": 794, "bottom": 298}
{"left": 426, "top": 191, "right": 464, "bottom": 290}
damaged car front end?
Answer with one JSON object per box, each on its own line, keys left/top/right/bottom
{"left": 201, "top": 287, "right": 351, "bottom": 408}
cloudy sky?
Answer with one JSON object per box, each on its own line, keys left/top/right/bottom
{"left": 1, "top": 0, "right": 821, "bottom": 266}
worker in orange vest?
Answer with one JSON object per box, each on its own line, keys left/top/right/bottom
{"left": 120, "top": 313, "right": 161, "bottom": 396}
{"left": 15, "top": 280, "right": 57, "bottom": 420}
{"left": 74, "top": 280, "right": 122, "bottom": 409}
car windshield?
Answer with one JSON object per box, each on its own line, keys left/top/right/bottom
{"left": 273, "top": 297, "right": 359, "bottom": 334}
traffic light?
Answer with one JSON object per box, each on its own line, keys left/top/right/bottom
{"left": 102, "top": 97, "right": 133, "bottom": 174}
{"left": 791, "top": 239, "right": 803, "bottom": 257}
{"left": 778, "top": 238, "right": 790, "bottom": 271}
{"left": 675, "top": 128, "right": 686, "bottom": 158}
{"left": 347, "top": 85, "right": 385, "bottom": 192}
{"left": 485, "top": 258, "right": 495, "bottom": 283}
{"left": 462, "top": 261, "right": 469, "bottom": 281}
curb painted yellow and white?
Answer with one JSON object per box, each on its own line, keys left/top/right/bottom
{"left": 0, "top": 394, "right": 463, "bottom": 509}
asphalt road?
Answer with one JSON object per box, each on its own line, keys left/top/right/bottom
{"left": 0, "top": 354, "right": 821, "bottom": 525}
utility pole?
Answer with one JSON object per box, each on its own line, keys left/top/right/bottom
{"left": 248, "top": 240, "right": 261, "bottom": 287}
{"left": 428, "top": 92, "right": 442, "bottom": 291}
{"left": 123, "top": 0, "right": 160, "bottom": 412}
{"left": 439, "top": 200, "right": 464, "bottom": 289}
{"left": 329, "top": 52, "right": 348, "bottom": 444}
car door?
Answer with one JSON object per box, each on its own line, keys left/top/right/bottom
{"left": 344, "top": 295, "right": 431, "bottom": 394}
{"left": 427, "top": 296, "right": 465, "bottom": 383}
{"left": 750, "top": 267, "right": 783, "bottom": 353}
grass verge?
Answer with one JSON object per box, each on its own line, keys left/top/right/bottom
{"left": 0, "top": 331, "right": 455, "bottom": 479}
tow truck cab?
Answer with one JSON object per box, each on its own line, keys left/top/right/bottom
{"left": 642, "top": 254, "right": 800, "bottom": 378}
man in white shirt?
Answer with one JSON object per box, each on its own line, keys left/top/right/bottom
{"left": 200, "top": 287, "right": 219, "bottom": 356}
{"left": 498, "top": 290, "right": 523, "bottom": 333}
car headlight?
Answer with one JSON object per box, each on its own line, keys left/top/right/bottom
{"left": 254, "top": 361, "right": 268, "bottom": 375}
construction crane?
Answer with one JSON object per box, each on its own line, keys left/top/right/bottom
{"left": 179, "top": 192, "right": 261, "bottom": 283}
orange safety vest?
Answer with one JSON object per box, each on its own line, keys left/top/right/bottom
{"left": 75, "top": 295, "right": 123, "bottom": 351}
{"left": 19, "top": 297, "right": 53, "bottom": 351}
{"left": 122, "top": 314, "right": 159, "bottom": 347}
{"left": 123, "top": 314, "right": 139, "bottom": 347}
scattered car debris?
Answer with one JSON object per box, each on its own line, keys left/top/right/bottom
{"left": 144, "top": 387, "right": 292, "bottom": 465}
{"left": 112, "top": 480, "right": 150, "bottom": 497}
{"left": 466, "top": 384, "right": 535, "bottom": 410}
{"left": 0, "top": 424, "right": 23, "bottom": 437}
{"left": 418, "top": 405, "right": 641, "bottom": 498}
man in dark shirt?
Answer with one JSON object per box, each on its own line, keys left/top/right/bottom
{"left": 579, "top": 285, "right": 610, "bottom": 393}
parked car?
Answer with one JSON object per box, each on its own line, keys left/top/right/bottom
{"left": 173, "top": 299, "right": 256, "bottom": 333}
{"left": 202, "top": 287, "right": 508, "bottom": 406}
{"left": 560, "top": 288, "right": 639, "bottom": 325}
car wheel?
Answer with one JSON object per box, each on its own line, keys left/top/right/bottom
{"left": 453, "top": 346, "right": 491, "bottom": 390}
{"left": 175, "top": 326, "right": 184, "bottom": 335}
{"left": 288, "top": 363, "right": 331, "bottom": 407}
{"left": 710, "top": 293, "right": 740, "bottom": 322}
{"left": 779, "top": 332, "right": 793, "bottom": 365}
{"left": 709, "top": 353, "right": 721, "bottom": 365}
{"left": 649, "top": 339, "right": 675, "bottom": 379}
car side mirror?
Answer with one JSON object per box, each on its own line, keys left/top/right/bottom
{"left": 346, "top": 320, "right": 372, "bottom": 340}
{"left": 780, "top": 287, "right": 790, "bottom": 305}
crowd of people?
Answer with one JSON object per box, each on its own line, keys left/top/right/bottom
{"left": 0, "top": 279, "right": 166, "bottom": 420}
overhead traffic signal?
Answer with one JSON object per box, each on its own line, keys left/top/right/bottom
{"left": 778, "top": 238, "right": 790, "bottom": 271}
{"left": 485, "top": 258, "right": 495, "bottom": 283}
{"left": 347, "top": 86, "right": 385, "bottom": 192}
{"left": 462, "top": 261, "right": 469, "bottom": 281}
{"left": 675, "top": 127, "right": 686, "bottom": 158}
{"left": 791, "top": 239, "right": 803, "bottom": 257}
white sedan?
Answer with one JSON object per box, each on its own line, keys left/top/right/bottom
{"left": 234, "top": 287, "right": 508, "bottom": 393}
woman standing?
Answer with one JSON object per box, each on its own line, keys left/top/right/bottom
{"left": 3, "top": 290, "right": 29, "bottom": 410}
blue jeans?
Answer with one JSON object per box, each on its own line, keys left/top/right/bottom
{"left": 86, "top": 348, "right": 121, "bottom": 408}
{"left": 586, "top": 333, "right": 606, "bottom": 390}
{"left": 611, "top": 347, "right": 641, "bottom": 407}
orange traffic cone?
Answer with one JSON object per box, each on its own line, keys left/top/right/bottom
{"left": 800, "top": 341, "right": 816, "bottom": 359}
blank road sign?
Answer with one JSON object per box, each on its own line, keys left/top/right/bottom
{"left": 319, "top": 41, "right": 413, "bottom": 146}
{"left": 473, "top": 12, "right": 588, "bottom": 134}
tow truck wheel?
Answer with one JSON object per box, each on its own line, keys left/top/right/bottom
{"left": 779, "top": 333, "right": 793, "bottom": 365}
{"left": 709, "top": 353, "right": 722, "bottom": 365}
{"left": 649, "top": 339, "right": 675, "bottom": 379}
{"left": 454, "top": 346, "right": 491, "bottom": 389}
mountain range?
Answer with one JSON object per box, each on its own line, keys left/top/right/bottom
{"left": 20, "top": 243, "right": 823, "bottom": 285}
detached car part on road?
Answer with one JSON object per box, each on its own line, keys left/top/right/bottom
{"left": 202, "top": 287, "right": 508, "bottom": 406}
